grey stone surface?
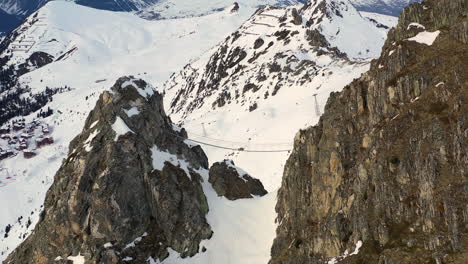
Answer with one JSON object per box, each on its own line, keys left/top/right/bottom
{"left": 6, "top": 76, "right": 212, "bottom": 263}
{"left": 209, "top": 160, "right": 267, "bottom": 200}
{"left": 270, "top": 0, "right": 468, "bottom": 263}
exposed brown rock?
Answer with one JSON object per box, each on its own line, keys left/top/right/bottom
{"left": 270, "top": 0, "right": 468, "bottom": 263}
{"left": 6, "top": 77, "right": 212, "bottom": 263}
{"left": 209, "top": 160, "right": 267, "bottom": 200}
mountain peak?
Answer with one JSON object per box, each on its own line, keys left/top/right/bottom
{"left": 6, "top": 76, "right": 213, "bottom": 263}
{"left": 300, "top": 0, "right": 387, "bottom": 59}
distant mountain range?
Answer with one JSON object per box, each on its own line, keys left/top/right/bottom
{"left": 0, "top": 9, "right": 21, "bottom": 36}
{"left": 349, "top": 0, "right": 421, "bottom": 16}
{"left": 0, "top": 0, "right": 420, "bottom": 36}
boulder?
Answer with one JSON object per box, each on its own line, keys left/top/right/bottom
{"left": 209, "top": 160, "right": 267, "bottom": 200}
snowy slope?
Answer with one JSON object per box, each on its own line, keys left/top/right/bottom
{"left": 164, "top": 0, "right": 391, "bottom": 190}
{"left": 156, "top": 167, "right": 278, "bottom": 264}
{"left": 0, "top": 0, "right": 300, "bottom": 35}
{"left": 0, "top": 1, "right": 291, "bottom": 260}
{"left": 360, "top": 10, "right": 399, "bottom": 29}
{"left": 301, "top": 0, "right": 389, "bottom": 59}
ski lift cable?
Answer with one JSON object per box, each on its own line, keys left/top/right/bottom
{"left": 178, "top": 125, "right": 293, "bottom": 146}
{"left": 176, "top": 89, "right": 332, "bottom": 145}
{"left": 165, "top": 131, "right": 293, "bottom": 153}
{"left": 168, "top": 88, "right": 334, "bottom": 149}
{"left": 185, "top": 130, "right": 293, "bottom": 146}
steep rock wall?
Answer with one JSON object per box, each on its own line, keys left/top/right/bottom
{"left": 271, "top": 0, "right": 467, "bottom": 263}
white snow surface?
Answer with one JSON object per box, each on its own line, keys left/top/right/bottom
{"left": 103, "top": 242, "right": 113, "bottom": 249}
{"left": 124, "top": 107, "right": 141, "bottom": 117}
{"left": 302, "top": 0, "right": 389, "bottom": 60}
{"left": 66, "top": 253, "right": 85, "bottom": 264}
{"left": 112, "top": 116, "right": 134, "bottom": 141}
{"left": 161, "top": 168, "right": 278, "bottom": 264}
{"left": 151, "top": 146, "right": 192, "bottom": 177}
{"left": 360, "top": 11, "right": 398, "bottom": 28}
{"left": 83, "top": 128, "right": 99, "bottom": 151}
{"left": 327, "top": 240, "right": 363, "bottom": 264}
{"left": 407, "top": 22, "right": 425, "bottom": 30}
{"left": 407, "top": 30, "right": 440, "bottom": 45}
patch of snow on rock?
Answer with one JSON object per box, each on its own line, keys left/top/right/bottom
{"left": 151, "top": 146, "right": 192, "bottom": 177}
{"left": 103, "top": 242, "right": 113, "bottom": 249}
{"left": 124, "top": 107, "right": 140, "bottom": 117}
{"left": 407, "top": 22, "right": 425, "bottom": 30}
{"left": 67, "top": 253, "right": 85, "bottom": 264}
{"left": 112, "top": 116, "right": 134, "bottom": 141}
{"left": 83, "top": 129, "right": 99, "bottom": 152}
{"left": 407, "top": 30, "right": 440, "bottom": 45}
{"left": 225, "top": 160, "right": 250, "bottom": 182}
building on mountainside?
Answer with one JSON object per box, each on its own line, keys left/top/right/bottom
{"left": 41, "top": 124, "right": 49, "bottom": 135}
{"left": 35, "top": 136, "right": 53, "bottom": 148}
{"left": 12, "top": 123, "right": 24, "bottom": 131}
{"left": 23, "top": 150, "right": 36, "bottom": 159}
{"left": 18, "top": 139, "right": 28, "bottom": 150}
{"left": 0, "top": 149, "right": 14, "bottom": 160}
{"left": 0, "top": 126, "right": 9, "bottom": 134}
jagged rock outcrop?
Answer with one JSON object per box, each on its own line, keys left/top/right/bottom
{"left": 209, "top": 160, "right": 267, "bottom": 200}
{"left": 271, "top": 0, "right": 467, "bottom": 263}
{"left": 6, "top": 77, "right": 213, "bottom": 263}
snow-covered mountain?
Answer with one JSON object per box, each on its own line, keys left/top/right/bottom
{"left": 0, "top": 0, "right": 47, "bottom": 35}
{"left": 164, "top": 0, "right": 394, "bottom": 190}
{"left": 349, "top": 0, "right": 420, "bottom": 15}
{"left": 0, "top": 9, "right": 21, "bottom": 36}
{"left": 137, "top": 0, "right": 300, "bottom": 19}
{"left": 0, "top": 0, "right": 395, "bottom": 262}
{"left": 0, "top": 0, "right": 47, "bottom": 17}
{"left": 0, "top": 0, "right": 299, "bottom": 35}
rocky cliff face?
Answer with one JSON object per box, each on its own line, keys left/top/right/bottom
{"left": 271, "top": 0, "right": 467, "bottom": 263}
{"left": 6, "top": 77, "right": 213, "bottom": 263}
